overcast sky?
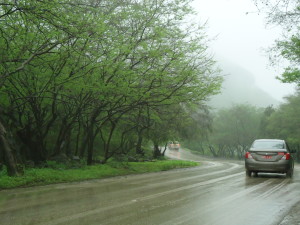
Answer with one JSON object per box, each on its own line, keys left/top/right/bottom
{"left": 191, "top": 0, "right": 296, "bottom": 102}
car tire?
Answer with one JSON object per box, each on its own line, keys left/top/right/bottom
{"left": 246, "top": 170, "right": 252, "bottom": 177}
{"left": 286, "top": 169, "right": 293, "bottom": 178}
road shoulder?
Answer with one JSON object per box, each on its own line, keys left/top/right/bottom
{"left": 279, "top": 201, "right": 300, "bottom": 225}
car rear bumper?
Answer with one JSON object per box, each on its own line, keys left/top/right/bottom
{"left": 245, "top": 159, "right": 292, "bottom": 173}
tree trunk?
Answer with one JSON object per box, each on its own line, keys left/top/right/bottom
{"left": 153, "top": 143, "right": 162, "bottom": 158}
{"left": 74, "top": 122, "right": 81, "bottom": 156}
{"left": 79, "top": 135, "right": 87, "bottom": 158}
{"left": 135, "top": 132, "right": 144, "bottom": 155}
{"left": 86, "top": 125, "right": 95, "bottom": 165}
{"left": 162, "top": 142, "right": 168, "bottom": 156}
{"left": 85, "top": 108, "right": 102, "bottom": 165}
{"left": 103, "top": 120, "right": 117, "bottom": 163}
{"left": 208, "top": 145, "right": 218, "bottom": 157}
{"left": 0, "top": 121, "right": 21, "bottom": 176}
{"left": 199, "top": 143, "right": 205, "bottom": 154}
{"left": 52, "top": 119, "right": 68, "bottom": 156}
{"left": 297, "top": 145, "right": 300, "bottom": 163}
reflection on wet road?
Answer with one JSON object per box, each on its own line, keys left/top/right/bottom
{"left": 0, "top": 149, "right": 299, "bottom": 225}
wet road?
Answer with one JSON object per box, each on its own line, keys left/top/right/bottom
{"left": 0, "top": 149, "right": 300, "bottom": 225}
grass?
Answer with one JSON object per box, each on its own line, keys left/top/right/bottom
{"left": 0, "top": 160, "right": 199, "bottom": 189}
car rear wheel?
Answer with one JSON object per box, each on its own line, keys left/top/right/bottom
{"left": 246, "top": 170, "right": 251, "bottom": 177}
{"left": 286, "top": 169, "right": 293, "bottom": 178}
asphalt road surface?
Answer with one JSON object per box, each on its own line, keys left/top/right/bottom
{"left": 0, "top": 149, "right": 300, "bottom": 225}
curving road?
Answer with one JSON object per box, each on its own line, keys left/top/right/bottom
{"left": 0, "top": 149, "right": 299, "bottom": 225}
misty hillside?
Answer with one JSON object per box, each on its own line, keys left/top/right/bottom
{"left": 209, "top": 61, "right": 279, "bottom": 110}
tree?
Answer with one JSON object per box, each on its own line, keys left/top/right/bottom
{"left": 0, "top": 121, "right": 21, "bottom": 176}
{"left": 259, "top": 105, "right": 276, "bottom": 137}
{"left": 265, "top": 90, "right": 300, "bottom": 161}
{"left": 73, "top": 0, "right": 222, "bottom": 163}
{"left": 209, "top": 104, "right": 263, "bottom": 158}
{"left": 0, "top": 0, "right": 104, "bottom": 165}
{"left": 0, "top": 0, "right": 84, "bottom": 173}
{"left": 253, "top": 0, "right": 300, "bottom": 85}
{"left": 266, "top": 90, "right": 300, "bottom": 144}
{"left": 0, "top": 0, "right": 222, "bottom": 173}
{"left": 147, "top": 104, "right": 189, "bottom": 158}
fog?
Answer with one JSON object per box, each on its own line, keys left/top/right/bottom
{"left": 191, "top": 0, "right": 296, "bottom": 103}
{"left": 209, "top": 59, "right": 280, "bottom": 109}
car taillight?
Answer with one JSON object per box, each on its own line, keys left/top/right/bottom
{"left": 279, "top": 152, "right": 291, "bottom": 160}
{"left": 245, "top": 152, "right": 253, "bottom": 159}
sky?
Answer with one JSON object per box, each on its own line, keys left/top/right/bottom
{"left": 190, "top": 0, "right": 296, "bottom": 102}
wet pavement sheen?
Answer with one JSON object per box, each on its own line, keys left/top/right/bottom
{"left": 0, "top": 149, "right": 299, "bottom": 225}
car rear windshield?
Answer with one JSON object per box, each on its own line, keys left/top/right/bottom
{"left": 252, "top": 140, "right": 284, "bottom": 149}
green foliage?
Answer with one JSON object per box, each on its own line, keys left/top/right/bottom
{"left": 0, "top": 160, "right": 198, "bottom": 189}
{"left": 0, "top": 166, "right": 8, "bottom": 177}
{"left": 277, "top": 67, "right": 300, "bottom": 84}
{"left": 188, "top": 104, "right": 267, "bottom": 159}
{"left": 180, "top": 104, "right": 213, "bottom": 141}
{"left": 186, "top": 91, "right": 300, "bottom": 161}
{"left": 265, "top": 91, "right": 300, "bottom": 145}
{"left": 259, "top": 105, "right": 276, "bottom": 137}
{"left": 46, "top": 160, "right": 84, "bottom": 170}
{"left": 275, "top": 35, "right": 300, "bottom": 85}
{"left": 211, "top": 104, "right": 263, "bottom": 147}
{"left": 0, "top": 0, "right": 222, "bottom": 170}
{"left": 254, "top": 0, "right": 300, "bottom": 85}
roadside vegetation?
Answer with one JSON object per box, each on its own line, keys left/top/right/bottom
{"left": 0, "top": 160, "right": 199, "bottom": 189}
{"left": 0, "top": 0, "right": 221, "bottom": 177}
{"left": 185, "top": 0, "right": 300, "bottom": 162}
{"left": 0, "top": 0, "right": 299, "bottom": 182}
{"left": 184, "top": 91, "right": 300, "bottom": 162}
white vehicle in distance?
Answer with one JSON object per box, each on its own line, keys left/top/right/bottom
{"left": 168, "top": 141, "right": 180, "bottom": 150}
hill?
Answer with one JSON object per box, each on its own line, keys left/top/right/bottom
{"left": 209, "top": 60, "right": 279, "bottom": 110}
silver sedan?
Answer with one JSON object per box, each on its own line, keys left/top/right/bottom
{"left": 245, "top": 139, "right": 295, "bottom": 177}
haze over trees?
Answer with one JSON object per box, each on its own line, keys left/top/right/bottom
{"left": 187, "top": 91, "right": 300, "bottom": 162}
{"left": 264, "top": 91, "right": 300, "bottom": 147}
{"left": 193, "top": 0, "right": 300, "bottom": 160}
{"left": 209, "top": 60, "right": 279, "bottom": 109}
{"left": 0, "top": 0, "right": 222, "bottom": 176}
